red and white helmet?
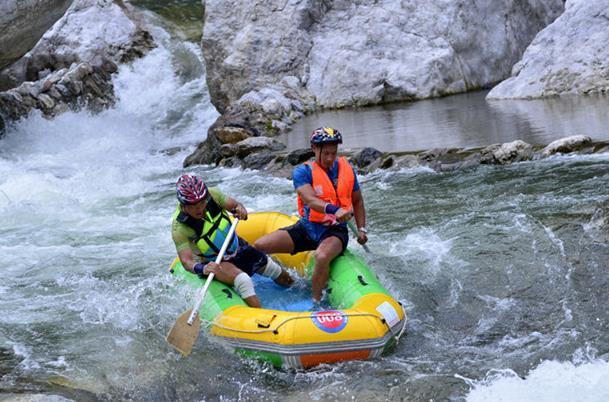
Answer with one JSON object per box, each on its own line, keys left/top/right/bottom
{"left": 176, "top": 174, "right": 208, "bottom": 205}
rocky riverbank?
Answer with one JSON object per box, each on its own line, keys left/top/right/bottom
{"left": 183, "top": 0, "right": 609, "bottom": 173}
{"left": 184, "top": 134, "right": 609, "bottom": 178}
{"left": 0, "top": 0, "right": 154, "bottom": 136}
{"left": 202, "top": 0, "right": 564, "bottom": 112}
{"left": 183, "top": 0, "right": 566, "bottom": 168}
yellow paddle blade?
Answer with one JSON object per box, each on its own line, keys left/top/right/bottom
{"left": 166, "top": 309, "right": 201, "bottom": 356}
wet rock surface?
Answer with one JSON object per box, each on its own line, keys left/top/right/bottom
{"left": 352, "top": 147, "right": 384, "bottom": 169}
{"left": 202, "top": 0, "right": 564, "bottom": 111}
{"left": 190, "top": 0, "right": 567, "bottom": 173}
{"left": 488, "top": 0, "right": 609, "bottom": 99}
{"left": 185, "top": 133, "right": 609, "bottom": 179}
{"left": 480, "top": 140, "right": 534, "bottom": 165}
{"left": 0, "top": 0, "right": 155, "bottom": 133}
{"left": 0, "top": 0, "right": 72, "bottom": 71}
{"left": 541, "top": 135, "right": 592, "bottom": 156}
{"left": 0, "top": 62, "right": 117, "bottom": 123}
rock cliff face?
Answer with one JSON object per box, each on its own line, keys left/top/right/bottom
{"left": 0, "top": 0, "right": 72, "bottom": 72}
{"left": 0, "top": 0, "right": 154, "bottom": 133}
{"left": 1, "top": 0, "right": 153, "bottom": 91}
{"left": 185, "top": 0, "right": 564, "bottom": 167}
{"left": 202, "top": 0, "right": 564, "bottom": 112}
{"left": 488, "top": 0, "right": 609, "bottom": 99}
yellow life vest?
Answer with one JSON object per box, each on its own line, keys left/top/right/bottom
{"left": 173, "top": 197, "right": 238, "bottom": 261}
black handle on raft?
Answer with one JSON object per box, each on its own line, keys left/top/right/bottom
{"left": 358, "top": 275, "right": 368, "bottom": 286}
{"left": 222, "top": 288, "right": 233, "bottom": 299}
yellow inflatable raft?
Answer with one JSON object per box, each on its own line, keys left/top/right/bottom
{"left": 169, "top": 212, "right": 406, "bottom": 368}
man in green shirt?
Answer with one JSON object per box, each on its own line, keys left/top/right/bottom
{"left": 172, "top": 175, "right": 293, "bottom": 308}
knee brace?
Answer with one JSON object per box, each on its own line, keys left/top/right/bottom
{"left": 234, "top": 272, "right": 256, "bottom": 299}
{"left": 261, "top": 257, "right": 282, "bottom": 280}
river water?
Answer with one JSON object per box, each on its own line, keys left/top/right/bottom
{"left": 1, "top": 7, "right": 609, "bottom": 402}
{"left": 284, "top": 91, "right": 609, "bottom": 152}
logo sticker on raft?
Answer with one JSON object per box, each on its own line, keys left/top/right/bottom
{"left": 311, "top": 310, "right": 348, "bottom": 333}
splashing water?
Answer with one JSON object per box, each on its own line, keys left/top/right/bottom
{"left": 2, "top": 13, "right": 609, "bottom": 402}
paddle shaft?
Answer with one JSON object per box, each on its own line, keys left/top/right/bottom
{"left": 347, "top": 220, "right": 370, "bottom": 253}
{"left": 186, "top": 218, "right": 240, "bottom": 325}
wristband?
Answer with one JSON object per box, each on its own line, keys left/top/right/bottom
{"left": 358, "top": 227, "right": 368, "bottom": 234}
{"left": 193, "top": 262, "right": 206, "bottom": 275}
{"left": 324, "top": 204, "right": 340, "bottom": 214}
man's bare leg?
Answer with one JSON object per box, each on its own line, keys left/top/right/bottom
{"left": 311, "top": 237, "right": 343, "bottom": 302}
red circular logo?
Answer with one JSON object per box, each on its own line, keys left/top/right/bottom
{"left": 311, "top": 310, "right": 348, "bottom": 333}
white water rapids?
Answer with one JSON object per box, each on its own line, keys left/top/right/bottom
{"left": 1, "top": 20, "right": 609, "bottom": 402}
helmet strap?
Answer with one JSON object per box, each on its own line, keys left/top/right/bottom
{"left": 315, "top": 144, "right": 323, "bottom": 165}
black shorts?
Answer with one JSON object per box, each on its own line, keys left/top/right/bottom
{"left": 223, "top": 237, "right": 268, "bottom": 276}
{"left": 281, "top": 220, "right": 349, "bottom": 254}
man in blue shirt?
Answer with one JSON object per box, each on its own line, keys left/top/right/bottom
{"left": 255, "top": 127, "right": 368, "bottom": 303}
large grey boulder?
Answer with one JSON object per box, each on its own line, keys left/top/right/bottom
{"left": 183, "top": 78, "right": 314, "bottom": 167}
{"left": 480, "top": 140, "right": 534, "bottom": 164}
{"left": 0, "top": 0, "right": 72, "bottom": 71}
{"left": 0, "top": 0, "right": 154, "bottom": 126}
{"left": 541, "top": 135, "right": 592, "bottom": 156}
{"left": 221, "top": 136, "right": 286, "bottom": 159}
{"left": 352, "top": 147, "right": 383, "bottom": 168}
{"left": 488, "top": 0, "right": 609, "bottom": 99}
{"left": 242, "top": 151, "right": 276, "bottom": 170}
{"left": 1, "top": 0, "right": 154, "bottom": 91}
{"left": 202, "top": 0, "right": 564, "bottom": 111}
{"left": 187, "top": 0, "right": 564, "bottom": 169}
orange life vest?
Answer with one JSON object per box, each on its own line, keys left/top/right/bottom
{"left": 297, "top": 156, "right": 355, "bottom": 225}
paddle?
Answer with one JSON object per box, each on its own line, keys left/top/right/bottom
{"left": 347, "top": 220, "right": 370, "bottom": 253}
{"left": 166, "top": 218, "right": 240, "bottom": 356}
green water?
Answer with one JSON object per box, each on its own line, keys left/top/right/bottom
{"left": 1, "top": 3, "right": 609, "bottom": 401}
{"left": 130, "top": 0, "right": 203, "bottom": 41}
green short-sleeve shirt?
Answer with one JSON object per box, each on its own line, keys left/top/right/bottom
{"left": 171, "top": 187, "right": 228, "bottom": 260}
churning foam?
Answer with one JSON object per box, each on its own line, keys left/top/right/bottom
{"left": 464, "top": 360, "right": 609, "bottom": 402}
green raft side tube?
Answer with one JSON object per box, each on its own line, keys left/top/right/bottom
{"left": 326, "top": 249, "right": 391, "bottom": 309}
{"left": 235, "top": 349, "right": 283, "bottom": 368}
{"left": 169, "top": 259, "right": 245, "bottom": 323}
{"left": 325, "top": 250, "right": 401, "bottom": 356}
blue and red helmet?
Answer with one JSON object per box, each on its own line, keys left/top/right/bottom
{"left": 176, "top": 174, "right": 208, "bottom": 205}
{"left": 310, "top": 127, "right": 343, "bottom": 145}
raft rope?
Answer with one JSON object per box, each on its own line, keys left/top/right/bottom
{"left": 204, "top": 305, "right": 408, "bottom": 344}
{"left": 393, "top": 301, "right": 408, "bottom": 344}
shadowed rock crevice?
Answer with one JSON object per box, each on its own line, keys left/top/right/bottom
{"left": 0, "top": 0, "right": 155, "bottom": 129}
{"left": 0, "top": 0, "right": 73, "bottom": 72}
